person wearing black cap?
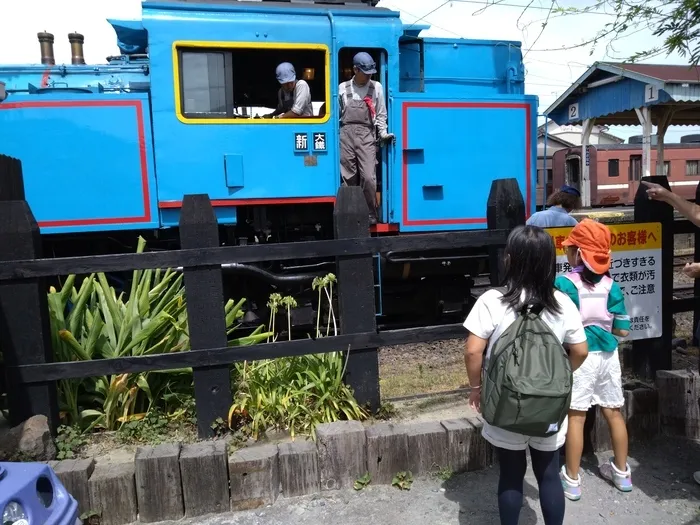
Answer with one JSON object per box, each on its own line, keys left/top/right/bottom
{"left": 526, "top": 185, "right": 582, "bottom": 228}
{"left": 338, "top": 51, "right": 395, "bottom": 225}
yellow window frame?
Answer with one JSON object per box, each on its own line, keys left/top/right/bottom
{"left": 172, "top": 40, "right": 331, "bottom": 125}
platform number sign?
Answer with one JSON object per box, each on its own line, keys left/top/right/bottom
{"left": 294, "top": 133, "right": 309, "bottom": 151}
{"left": 313, "top": 132, "right": 326, "bottom": 152}
{"left": 568, "top": 103, "right": 579, "bottom": 121}
{"left": 644, "top": 84, "right": 659, "bottom": 103}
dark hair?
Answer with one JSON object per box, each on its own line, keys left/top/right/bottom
{"left": 546, "top": 190, "right": 582, "bottom": 212}
{"left": 500, "top": 225, "right": 562, "bottom": 315}
{"left": 580, "top": 265, "right": 611, "bottom": 287}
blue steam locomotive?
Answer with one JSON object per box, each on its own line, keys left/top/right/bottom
{"left": 0, "top": 0, "right": 537, "bottom": 327}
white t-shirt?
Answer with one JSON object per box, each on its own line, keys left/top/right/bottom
{"left": 463, "top": 288, "right": 586, "bottom": 451}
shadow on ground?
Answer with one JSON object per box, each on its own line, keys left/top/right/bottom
{"left": 442, "top": 436, "right": 700, "bottom": 525}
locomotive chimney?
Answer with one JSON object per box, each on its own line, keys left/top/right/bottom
{"left": 38, "top": 32, "right": 55, "bottom": 65}
{"left": 68, "top": 32, "right": 85, "bottom": 65}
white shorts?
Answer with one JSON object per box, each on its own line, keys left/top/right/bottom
{"left": 570, "top": 349, "right": 624, "bottom": 411}
{"left": 481, "top": 417, "right": 568, "bottom": 452}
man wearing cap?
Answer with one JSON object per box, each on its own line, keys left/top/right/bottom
{"left": 338, "top": 51, "right": 395, "bottom": 225}
{"left": 265, "top": 62, "right": 313, "bottom": 119}
{"left": 526, "top": 185, "right": 582, "bottom": 228}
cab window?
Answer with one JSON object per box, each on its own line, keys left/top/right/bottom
{"left": 176, "top": 44, "right": 329, "bottom": 122}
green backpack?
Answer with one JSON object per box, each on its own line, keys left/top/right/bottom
{"left": 480, "top": 301, "right": 573, "bottom": 438}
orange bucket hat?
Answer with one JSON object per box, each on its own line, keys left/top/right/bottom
{"left": 562, "top": 218, "right": 612, "bottom": 274}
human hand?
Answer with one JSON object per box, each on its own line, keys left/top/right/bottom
{"left": 683, "top": 262, "right": 700, "bottom": 279}
{"left": 468, "top": 388, "right": 481, "bottom": 413}
{"left": 380, "top": 132, "right": 396, "bottom": 146}
{"left": 641, "top": 181, "right": 671, "bottom": 202}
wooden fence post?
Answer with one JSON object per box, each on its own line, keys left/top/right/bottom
{"left": 633, "top": 175, "right": 673, "bottom": 379}
{"left": 179, "top": 195, "right": 233, "bottom": 438}
{"left": 486, "top": 178, "right": 526, "bottom": 285}
{"left": 0, "top": 158, "right": 59, "bottom": 430}
{"left": 694, "top": 180, "right": 700, "bottom": 347}
{"left": 333, "top": 186, "right": 380, "bottom": 412}
{"left": 0, "top": 154, "right": 26, "bottom": 201}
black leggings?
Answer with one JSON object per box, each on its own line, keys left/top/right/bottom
{"left": 496, "top": 446, "right": 565, "bottom": 525}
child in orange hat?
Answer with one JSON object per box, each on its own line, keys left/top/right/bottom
{"left": 555, "top": 219, "right": 632, "bottom": 500}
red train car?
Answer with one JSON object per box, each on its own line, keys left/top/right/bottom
{"left": 550, "top": 142, "right": 700, "bottom": 206}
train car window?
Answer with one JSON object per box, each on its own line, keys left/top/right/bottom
{"left": 174, "top": 43, "right": 330, "bottom": 123}
{"left": 181, "top": 51, "right": 228, "bottom": 116}
{"left": 608, "top": 159, "right": 619, "bottom": 178}
{"left": 629, "top": 155, "right": 642, "bottom": 181}
{"left": 687, "top": 160, "right": 699, "bottom": 176}
{"left": 663, "top": 161, "right": 670, "bottom": 176}
{"left": 565, "top": 157, "right": 580, "bottom": 185}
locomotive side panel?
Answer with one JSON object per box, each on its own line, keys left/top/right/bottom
{"left": 394, "top": 98, "right": 536, "bottom": 231}
{"left": 0, "top": 93, "right": 158, "bottom": 233}
{"left": 391, "top": 37, "right": 536, "bottom": 231}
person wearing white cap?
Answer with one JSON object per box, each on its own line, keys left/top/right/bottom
{"left": 338, "top": 51, "right": 395, "bottom": 225}
{"left": 265, "top": 62, "right": 313, "bottom": 119}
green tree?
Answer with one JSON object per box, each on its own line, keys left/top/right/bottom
{"left": 548, "top": 1, "right": 700, "bottom": 64}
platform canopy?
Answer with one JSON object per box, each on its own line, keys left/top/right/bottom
{"left": 543, "top": 62, "right": 700, "bottom": 206}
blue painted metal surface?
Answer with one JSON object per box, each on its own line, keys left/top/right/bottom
{"left": 0, "top": 92, "right": 158, "bottom": 234}
{"left": 0, "top": 462, "right": 79, "bottom": 525}
{"left": 0, "top": 0, "right": 538, "bottom": 236}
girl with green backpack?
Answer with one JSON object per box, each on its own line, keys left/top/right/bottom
{"left": 464, "top": 225, "right": 589, "bottom": 525}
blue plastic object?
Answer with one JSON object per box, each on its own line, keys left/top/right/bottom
{"left": 0, "top": 462, "right": 79, "bottom": 525}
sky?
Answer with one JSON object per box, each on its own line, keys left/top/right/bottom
{"left": 0, "top": 0, "right": 696, "bottom": 142}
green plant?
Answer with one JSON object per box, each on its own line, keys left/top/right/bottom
{"left": 47, "top": 236, "right": 272, "bottom": 432}
{"left": 210, "top": 417, "right": 228, "bottom": 437}
{"left": 392, "top": 471, "right": 414, "bottom": 491}
{"left": 55, "top": 424, "right": 87, "bottom": 459}
{"left": 430, "top": 465, "right": 454, "bottom": 482}
{"left": 117, "top": 408, "right": 172, "bottom": 445}
{"left": 80, "top": 509, "right": 101, "bottom": 525}
{"left": 229, "top": 273, "right": 368, "bottom": 440}
{"left": 375, "top": 402, "right": 398, "bottom": 420}
{"left": 354, "top": 472, "right": 371, "bottom": 491}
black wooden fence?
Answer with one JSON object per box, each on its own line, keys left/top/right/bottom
{"left": 0, "top": 154, "right": 690, "bottom": 438}
{"left": 0, "top": 155, "right": 525, "bottom": 437}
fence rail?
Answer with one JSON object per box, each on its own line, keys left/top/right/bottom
{"left": 0, "top": 156, "right": 526, "bottom": 437}
{"left": 0, "top": 152, "right": 694, "bottom": 438}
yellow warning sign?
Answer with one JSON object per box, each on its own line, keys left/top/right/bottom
{"left": 544, "top": 222, "right": 662, "bottom": 256}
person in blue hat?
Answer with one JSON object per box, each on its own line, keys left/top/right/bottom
{"left": 526, "top": 185, "right": 582, "bottom": 228}
{"left": 338, "top": 51, "right": 395, "bottom": 225}
{"left": 265, "top": 62, "right": 313, "bottom": 119}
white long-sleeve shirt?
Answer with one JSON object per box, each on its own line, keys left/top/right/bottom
{"left": 338, "top": 78, "right": 388, "bottom": 136}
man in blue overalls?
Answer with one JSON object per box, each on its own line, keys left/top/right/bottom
{"left": 339, "top": 52, "right": 395, "bottom": 225}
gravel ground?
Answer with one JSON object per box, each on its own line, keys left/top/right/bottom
{"left": 162, "top": 437, "right": 700, "bottom": 525}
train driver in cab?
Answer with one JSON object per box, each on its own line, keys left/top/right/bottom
{"left": 265, "top": 62, "right": 313, "bottom": 119}
{"left": 339, "top": 52, "right": 395, "bottom": 225}
{"left": 526, "top": 185, "right": 582, "bottom": 228}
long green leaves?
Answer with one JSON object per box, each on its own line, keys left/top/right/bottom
{"left": 229, "top": 273, "right": 368, "bottom": 441}
{"left": 47, "top": 236, "right": 271, "bottom": 431}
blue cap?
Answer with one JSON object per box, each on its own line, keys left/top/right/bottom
{"left": 276, "top": 62, "right": 296, "bottom": 84}
{"left": 353, "top": 52, "right": 377, "bottom": 74}
{"left": 560, "top": 185, "right": 581, "bottom": 197}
